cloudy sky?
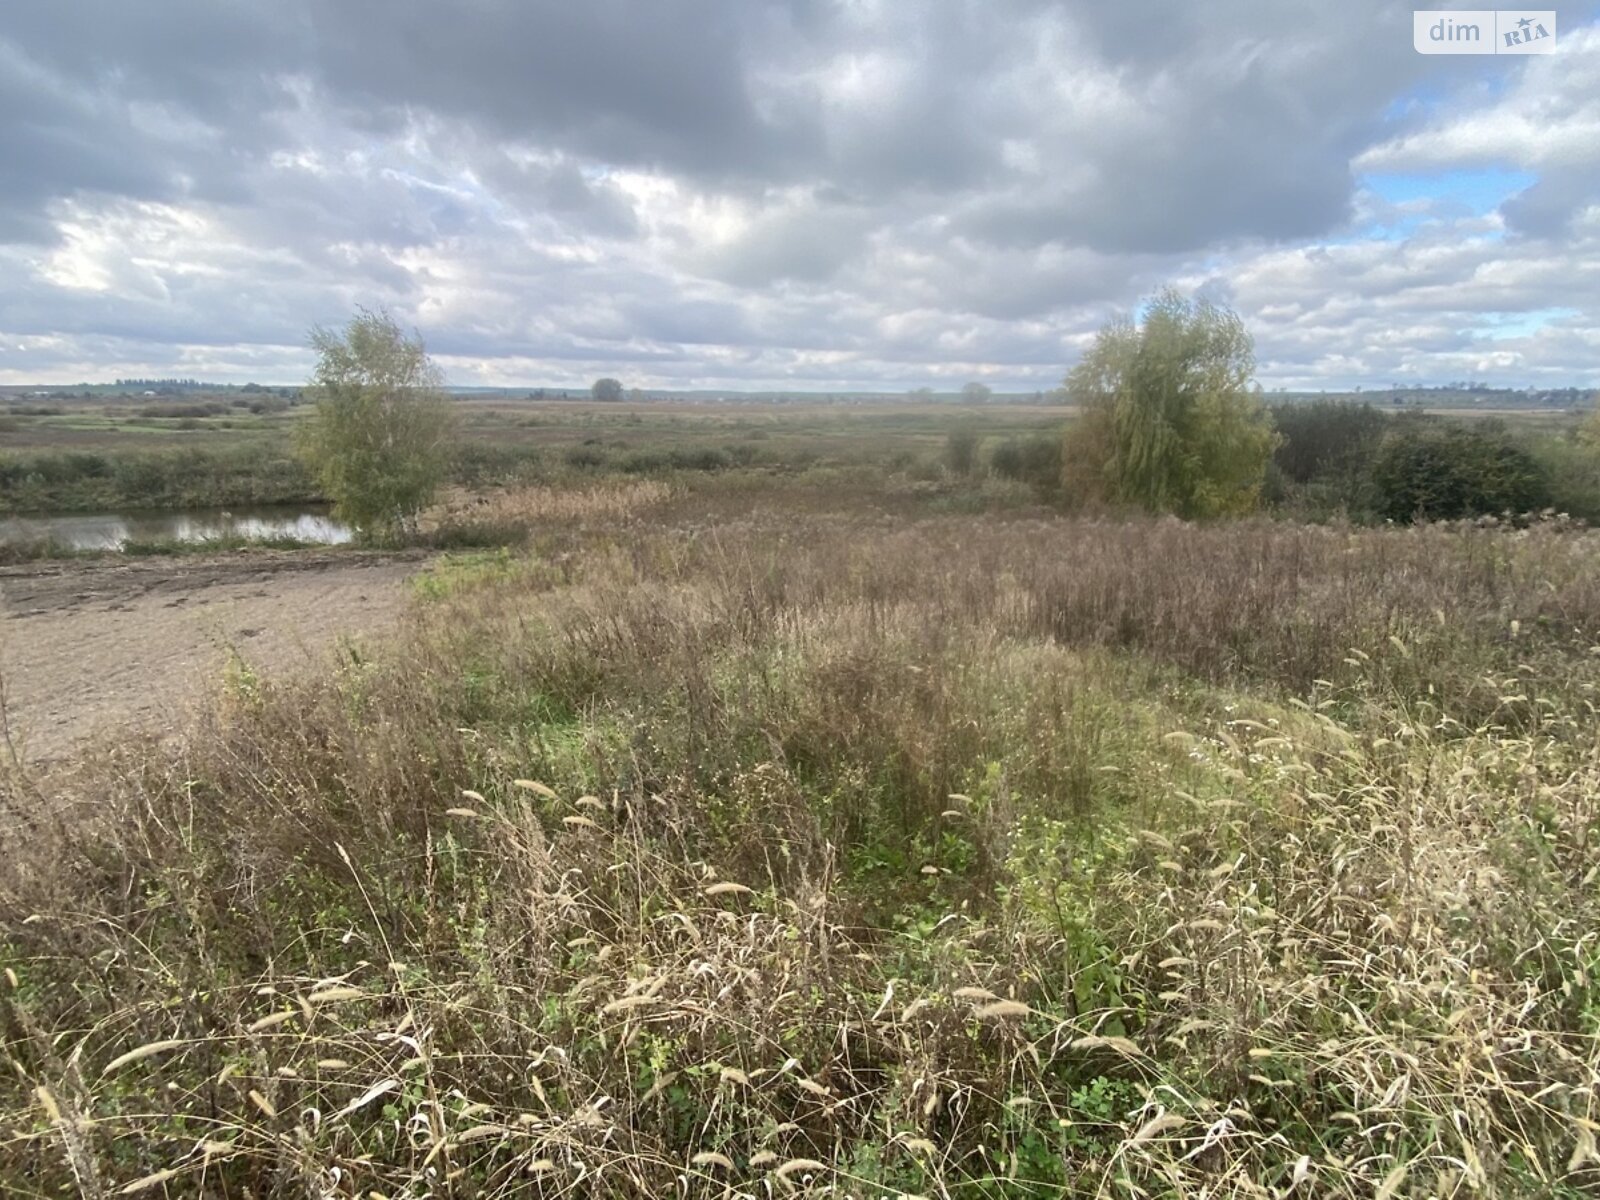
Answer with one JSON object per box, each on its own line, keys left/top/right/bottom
{"left": 1, "top": 2, "right": 1598, "bottom": 392}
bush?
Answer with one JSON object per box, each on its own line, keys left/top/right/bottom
{"left": 1528, "top": 431, "right": 1600, "bottom": 522}
{"left": 668, "top": 446, "right": 733, "bottom": 472}
{"left": 139, "top": 402, "right": 227, "bottom": 418}
{"left": 1371, "top": 419, "right": 1551, "bottom": 522}
{"left": 564, "top": 445, "right": 608, "bottom": 470}
{"left": 620, "top": 447, "right": 732, "bottom": 474}
{"left": 619, "top": 450, "right": 667, "bottom": 474}
{"left": 943, "top": 427, "right": 982, "bottom": 477}
{"left": 452, "top": 442, "right": 543, "bottom": 489}
{"left": 990, "top": 434, "right": 1063, "bottom": 493}
{"left": 1263, "top": 402, "right": 1391, "bottom": 520}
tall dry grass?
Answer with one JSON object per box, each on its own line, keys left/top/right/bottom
{"left": 428, "top": 479, "right": 678, "bottom": 529}
{"left": 3, "top": 510, "right": 1599, "bottom": 1196}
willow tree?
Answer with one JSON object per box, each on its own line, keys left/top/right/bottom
{"left": 1063, "top": 290, "right": 1276, "bottom": 517}
{"left": 1581, "top": 395, "right": 1600, "bottom": 448}
{"left": 296, "top": 309, "right": 455, "bottom": 540}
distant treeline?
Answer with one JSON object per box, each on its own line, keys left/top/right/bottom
{"left": 1279, "top": 385, "right": 1593, "bottom": 409}
{"left": 115, "top": 377, "right": 207, "bottom": 390}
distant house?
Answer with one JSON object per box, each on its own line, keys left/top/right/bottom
{"left": 142, "top": 390, "right": 157, "bottom": 396}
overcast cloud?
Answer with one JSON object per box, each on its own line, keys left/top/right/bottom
{"left": 0, "top": 1, "right": 1597, "bottom": 390}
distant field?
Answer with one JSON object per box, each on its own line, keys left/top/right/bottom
{"left": 1419, "top": 405, "right": 1577, "bottom": 424}
{"left": 454, "top": 397, "right": 1071, "bottom": 461}
{"left": 0, "top": 396, "right": 1073, "bottom": 515}
{"left": 3, "top": 391, "right": 1593, "bottom": 525}
{"left": 2, "top": 395, "right": 1068, "bottom": 449}
{"left": 0, "top": 396, "right": 300, "bottom": 449}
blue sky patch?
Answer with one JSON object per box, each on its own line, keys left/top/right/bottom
{"left": 1363, "top": 168, "right": 1537, "bottom": 216}
{"left": 1473, "top": 308, "right": 1581, "bottom": 340}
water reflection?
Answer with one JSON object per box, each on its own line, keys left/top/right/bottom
{"left": 0, "top": 507, "right": 353, "bottom": 551}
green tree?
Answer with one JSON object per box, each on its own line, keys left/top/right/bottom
{"left": 1370, "top": 419, "right": 1550, "bottom": 523}
{"left": 1063, "top": 290, "right": 1276, "bottom": 517}
{"left": 1265, "top": 400, "right": 1390, "bottom": 517}
{"left": 591, "top": 377, "right": 624, "bottom": 402}
{"left": 1580, "top": 395, "right": 1600, "bottom": 448}
{"left": 1269, "top": 400, "right": 1389, "bottom": 486}
{"left": 296, "top": 308, "right": 454, "bottom": 540}
{"left": 961, "top": 381, "right": 993, "bottom": 404}
{"left": 943, "top": 425, "right": 982, "bottom": 476}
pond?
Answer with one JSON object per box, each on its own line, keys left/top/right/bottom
{"left": 0, "top": 506, "right": 353, "bottom": 551}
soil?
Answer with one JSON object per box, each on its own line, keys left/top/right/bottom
{"left": 0, "top": 549, "right": 427, "bottom": 762}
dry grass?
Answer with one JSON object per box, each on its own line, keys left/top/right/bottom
{"left": 3, "top": 506, "right": 1600, "bottom": 1196}
{"left": 428, "top": 479, "right": 678, "bottom": 529}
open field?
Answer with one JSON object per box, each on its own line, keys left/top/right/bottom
{"left": 1, "top": 397, "right": 1073, "bottom": 517}
{"left": 4, "top": 470, "right": 1600, "bottom": 1196}
{"left": 8, "top": 394, "right": 1596, "bottom": 533}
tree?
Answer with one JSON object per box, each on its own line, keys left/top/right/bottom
{"left": 961, "top": 381, "right": 993, "bottom": 404}
{"left": 592, "top": 377, "right": 624, "bottom": 402}
{"left": 1263, "top": 400, "right": 1390, "bottom": 517}
{"left": 296, "top": 308, "right": 454, "bottom": 540}
{"left": 943, "top": 426, "right": 982, "bottom": 476}
{"left": 1270, "top": 400, "right": 1388, "bottom": 486}
{"left": 1580, "top": 394, "right": 1600, "bottom": 448}
{"left": 1063, "top": 289, "right": 1276, "bottom": 517}
{"left": 1370, "top": 420, "right": 1550, "bottom": 522}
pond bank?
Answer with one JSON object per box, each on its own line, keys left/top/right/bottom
{"left": 0, "top": 547, "right": 427, "bottom": 761}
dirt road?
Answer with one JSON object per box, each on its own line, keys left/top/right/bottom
{"left": 0, "top": 550, "right": 426, "bottom": 762}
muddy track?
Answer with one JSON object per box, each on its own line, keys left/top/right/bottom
{"left": 0, "top": 549, "right": 429, "bottom": 762}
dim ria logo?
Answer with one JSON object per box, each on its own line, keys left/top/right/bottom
{"left": 1414, "top": 10, "right": 1555, "bottom": 53}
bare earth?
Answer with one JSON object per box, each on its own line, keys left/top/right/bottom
{"left": 0, "top": 550, "right": 426, "bottom": 761}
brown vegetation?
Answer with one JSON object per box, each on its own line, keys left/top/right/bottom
{"left": 3, "top": 502, "right": 1600, "bottom": 1196}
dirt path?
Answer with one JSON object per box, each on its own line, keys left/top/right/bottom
{"left": 0, "top": 549, "right": 427, "bottom": 762}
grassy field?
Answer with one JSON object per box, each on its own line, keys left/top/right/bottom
{"left": 4, "top": 470, "right": 1599, "bottom": 1196}
{"left": 0, "top": 397, "right": 1069, "bottom": 515}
